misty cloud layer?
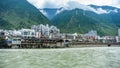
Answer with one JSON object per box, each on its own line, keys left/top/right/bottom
{"left": 28, "top": 0, "right": 120, "bottom": 8}
{"left": 28, "top": 0, "right": 120, "bottom": 15}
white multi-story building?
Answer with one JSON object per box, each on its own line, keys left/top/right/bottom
{"left": 116, "top": 36, "right": 120, "bottom": 43}
{"left": 20, "top": 29, "right": 35, "bottom": 37}
{"left": 31, "top": 24, "right": 60, "bottom": 38}
{"left": 116, "top": 29, "right": 120, "bottom": 43}
{"left": 118, "top": 29, "right": 120, "bottom": 36}
{"left": 86, "top": 30, "right": 97, "bottom": 36}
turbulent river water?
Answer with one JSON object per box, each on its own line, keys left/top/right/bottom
{"left": 0, "top": 47, "right": 120, "bottom": 68}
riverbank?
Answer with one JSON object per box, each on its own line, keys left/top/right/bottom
{"left": 69, "top": 44, "right": 120, "bottom": 48}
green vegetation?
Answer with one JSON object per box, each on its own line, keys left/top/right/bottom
{"left": 0, "top": 0, "right": 50, "bottom": 29}
{"left": 51, "top": 9, "right": 118, "bottom": 36}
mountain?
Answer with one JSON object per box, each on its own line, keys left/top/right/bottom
{"left": 51, "top": 8, "right": 118, "bottom": 36}
{"left": 89, "top": 5, "right": 120, "bottom": 27}
{"left": 0, "top": 0, "right": 50, "bottom": 29}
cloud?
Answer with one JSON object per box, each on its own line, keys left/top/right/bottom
{"left": 27, "top": 0, "right": 120, "bottom": 14}
{"left": 43, "top": 1, "right": 56, "bottom": 8}
{"left": 95, "top": 8, "right": 108, "bottom": 14}
{"left": 62, "top": 1, "right": 118, "bottom": 14}
{"left": 27, "top": 0, "right": 69, "bottom": 8}
{"left": 39, "top": 10, "right": 48, "bottom": 16}
{"left": 65, "top": 1, "right": 92, "bottom": 10}
{"left": 56, "top": 8, "right": 64, "bottom": 14}
{"left": 27, "top": 0, "right": 45, "bottom": 8}
{"left": 27, "top": 0, "right": 120, "bottom": 8}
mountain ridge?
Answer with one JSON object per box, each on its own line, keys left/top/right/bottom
{"left": 51, "top": 8, "right": 118, "bottom": 36}
{"left": 0, "top": 0, "right": 50, "bottom": 29}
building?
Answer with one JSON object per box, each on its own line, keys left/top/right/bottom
{"left": 20, "top": 29, "right": 35, "bottom": 37}
{"left": 84, "top": 30, "right": 98, "bottom": 42}
{"left": 116, "top": 36, "right": 120, "bottom": 43}
{"left": 118, "top": 29, "right": 120, "bottom": 36}
{"left": 85, "top": 30, "right": 97, "bottom": 36}
{"left": 31, "top": 24, "right": 60, "bottom": 38}
{"left": 116, "top": 29, "right": 120, "bottom": 43}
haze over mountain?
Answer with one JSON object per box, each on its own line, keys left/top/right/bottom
{"left": 0, "top": 0, "right": 50, "bottom": 29}
{"left": 89, "top": 5, "right": 120, "bottom": 27}
{"left": 51, "top": 8, "right": 118, "bottom": 36}
{"left": 39, "top": 2, "right": 120, "bottom": 20}
{"left": 39, "top": 8, "right": 63, "bottom": 20}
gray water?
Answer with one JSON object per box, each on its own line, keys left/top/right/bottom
{"left": 0, "top": 47, "right": 120, "bottom": 68}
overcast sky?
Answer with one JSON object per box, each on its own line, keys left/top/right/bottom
{"left": 27, "top": 0, "right": 120, "bottom": 8}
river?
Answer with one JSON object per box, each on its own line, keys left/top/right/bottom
{"left": 0, "top": 47, "right": 120, "bottom": 68}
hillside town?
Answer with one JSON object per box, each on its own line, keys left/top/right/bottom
{"left": 0, "top": 24, "right": 120, "bottom": 48}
